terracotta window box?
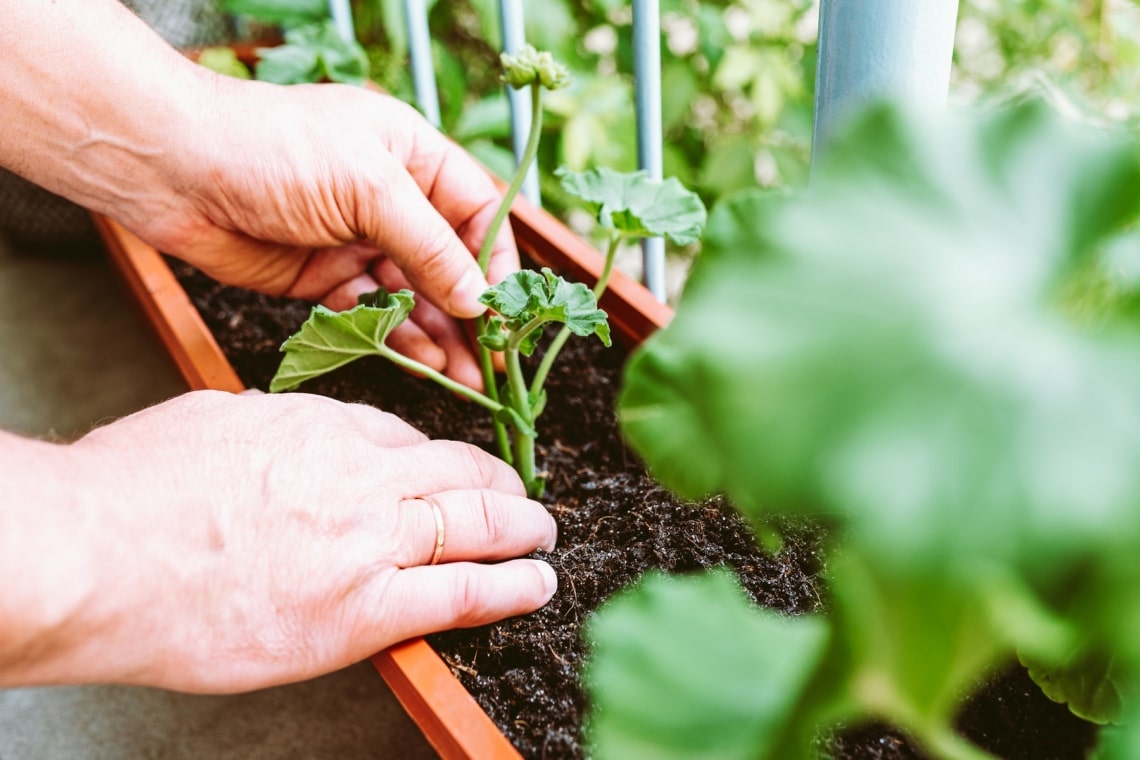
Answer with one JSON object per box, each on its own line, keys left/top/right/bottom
{"left": 92, "top": 186, "right": 670, "bottom": 759}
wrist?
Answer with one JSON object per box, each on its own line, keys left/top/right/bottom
{"left": 0, "top": 434, "right": 104, "bottom": 686}
{"left": 0, "top": 0, "right": 221, "bottom": 239}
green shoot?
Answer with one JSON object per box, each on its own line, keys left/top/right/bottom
{"left": 266, "top": 48, "right": 704, "bottom": 499}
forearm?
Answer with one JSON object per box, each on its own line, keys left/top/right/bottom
{"left": 0, "top": 431, "right": 105, "bottom": 686}
{"left": 0, "top": 0, "right": 216, "bottom": 231}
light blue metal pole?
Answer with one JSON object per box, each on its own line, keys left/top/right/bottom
{"left": 633, "top": 0, "right": 666, "bottom": 302}
{"left": 404, "top": 0, "right": 442, "bottom": 128}
{"left": 499, "top": 0, "right": 541, "bottom": 205}
{"left": 328, "top": 0, "right": 355, "bottom": 43}
{"left": 812, "top": 0, "right": 959, "bottom": 161}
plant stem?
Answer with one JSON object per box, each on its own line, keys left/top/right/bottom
{"left": 505, "top": 348, "right": 538, "bottom": 496}
{"left": 507, "top": 316, "right": 550, "bottom": 351}
{"left": 529, "top": 233, "right": 623, "bottom": 401}
{"left": 477, "top": 325, "right": 514, "bottom": 465}
{"left": 377, "top": 346, "right": 504, "bottom": 415}
{"left": 476, "top": 81, "right": 544, "bottom": 467}
{"left": 591, "top": 232, "right": 623, "bottom": 301}
{"left": 477, "top": 82, "right": 543, "bottom": 272}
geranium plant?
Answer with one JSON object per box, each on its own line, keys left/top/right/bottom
{"left": 267, "top": 47, "right": 705, "bottom": 498}
{"left": 587, "top": 101, "right": 1140, "bottom": 758}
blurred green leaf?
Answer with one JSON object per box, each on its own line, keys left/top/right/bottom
{"left": 619, "top": 102, "right": 1140, "bottom": 747}
{"left": 661, "top": 62, "right": 699, "bottom": 131}
{"left": 197, "top": 47, "right": 251, "bottom": 79}
{"left": 256, "top": 42, "right": 321, "bottom": 84}
{"left": 698, "top": 135, "right": 757, "bottom": 196}
{"left": 465, "top": 139, "right": 518, "bottom": 182}
{"left": 623, "top": 103, "right": 1140, "bottom": 552}
{"left": 256, "top": 21, "right": 369, "bottom": 85}
{"left": 452, "top": 93, "right": 512, "bottom": 142}
{"left": 585, "top": 570, "right": 830, "bottom": 760}
{"left": 1023, "top": 640, "right": 1130, "bottom": 725}
{"left": 223, "top": 0, "right": 327, "bottom": 27}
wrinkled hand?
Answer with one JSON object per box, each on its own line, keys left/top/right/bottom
{"left": 60, "top": 391, "right": 557, "bottom": 693}
{"left": 132, "top": 80, "right": 517, "bottom": 390}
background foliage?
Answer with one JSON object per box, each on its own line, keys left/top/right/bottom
{"left": 351, "top": 0, "right": 1140, "bottom": 219}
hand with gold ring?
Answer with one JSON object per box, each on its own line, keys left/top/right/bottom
{"left": 0, "top": 390, "right": 558, "bottom": 693}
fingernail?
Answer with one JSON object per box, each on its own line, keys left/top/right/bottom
{"left": 448, "top": 270, "right": 488, "bottom": 318}
{"left": 543, "top": 516, "right": 558, "bottom": 552}
{"left": 537, "top": 561, "right": 558, "bottom": 601}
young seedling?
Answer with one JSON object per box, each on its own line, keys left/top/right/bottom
{"left": 267, "top": 48, "right": 706, "bottom": 498}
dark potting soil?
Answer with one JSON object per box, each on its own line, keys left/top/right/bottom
{"left": 170, "top": 260, "right": 1099, "bottom": 759}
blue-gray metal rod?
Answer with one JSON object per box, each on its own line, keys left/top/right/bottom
{"left": 328, "top": 0, "right": 355, "bottom": 44}
{"left": 404, "top": 0, "right": 442, "bottom": 128}
{"left": 633, "top": 0, "right": 666, "bottom": 301}
{"left": 498, "top": 0, "right": 541, "bottom": 205}
{"left": 812, "top": 0, "right": 959, "bottom": 161}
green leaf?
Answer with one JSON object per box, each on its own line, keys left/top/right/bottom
{"left": 556, "top": 166, "right": 707, "bottom": 244}
{"left": 698, "top": 134, "right": 758, "bottom": 196}
{"left": 223, "top": 0, "right": 328, "bottom": 27}
{"left": 269, "top": 289, "right": 414, "bottom": 392}
{"left": 452, "top": 93, "right": 512, "bottom": 142}
{"left": 584, "top": 570, "right": 830, "bottom": 760}
{"left": 1022, "top": 641, "right": 1129, "bottom": 725}
{"left": 256, "top": 22, "right": 369, "bottom": 86}
{"left": 197, "top": 47, "right": 251, "bottom": 79}
{"left": 255, "top": 43, "right": 321, "bottom": 84}
{"left": 620, "top": 102, "right": 1140, "bottom": 562}
{"left": 479, "top": 268, "right": 610, "bottom": 355}
{"left": 619, "top": 101, "right": 1140, "bottom": 752}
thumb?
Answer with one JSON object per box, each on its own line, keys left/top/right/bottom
{"left": 363, "top": 157, "right": 490, "bottom": 319}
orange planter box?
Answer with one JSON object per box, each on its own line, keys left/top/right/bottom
{"left": 93, "top": 188, "right": 670, "bottom": 758}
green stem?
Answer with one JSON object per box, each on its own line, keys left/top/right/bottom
{"left": 507, "top": 316, "right": 550, "bottom": 351}
{"left": 477, "top": 81, "right": 543, "bottom": 272}
{"left": 378, "top": 346, "right": 505, "bottom": 415}
{"left": 505, "top": 349, "right": 537, "bottom": 496}
{"left": 476, "top": 82, "right": 544, "bottom": 466}
{"left": 477, "top": 315, "right": 514, "bottom": 465}
{"left": 529, "top": 233, "right": 622, "bottom": 400}
{"left": 591, "top": 233, "right": 623, "bottom": 301}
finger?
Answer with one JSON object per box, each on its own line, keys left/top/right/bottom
{"left": 338, "top": 402, "right": 429, "bottom": 447}
{"left": 374, "top": 259, "right": 483, "bottom": 390}
{"left": 380, "top": 560, "right": 558, "bottom": 637}
{"left": 386, "top": 101, "right": 521, "bottom": 285}
{"left": 385, "top": 440, "right": 526, "bottom": 497}
{"left": 396, "top": 491, "right": 557, "bottom": 567}
{"left": 384, "top": 320, "right": 447, "bottom": 373}
{"left": 359, "top": 152, "right": 490, "bottom": 319}
{"left": 320, "top": 272, "right": 382, "bottom": 312}
{"left": 284, "top": 244, "right": 384, "bottom": 305}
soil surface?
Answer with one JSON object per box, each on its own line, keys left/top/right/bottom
{"left": 172, "top": 260, "right": 1099, "bottom": 759}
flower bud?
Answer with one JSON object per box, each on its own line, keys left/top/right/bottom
{"left": 500, "top": 44, "right": 570, "bottom": 90}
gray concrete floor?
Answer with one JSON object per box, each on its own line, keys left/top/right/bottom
{"left": 0, "top": 230, "right": 435, "bottom": 759}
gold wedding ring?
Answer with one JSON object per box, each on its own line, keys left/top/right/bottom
{"left": 428, "top": 500, "right": 445, "bottom": 566}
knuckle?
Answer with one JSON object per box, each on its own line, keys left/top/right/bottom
{"left": 415, "top": 228, "right": 463, "bottom": 278}
{"left": 476, "top": 489, "right": 508, "bottom": 546}
{"left": 450, "top": 572, "right": 484, "bottom": 627}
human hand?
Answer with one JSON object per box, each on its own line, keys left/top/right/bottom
{"left": 43, "top": 391, "right": 557, "bottom": 693}
{"left": 129, "top": 79, "right": 517, "bottom": 390}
